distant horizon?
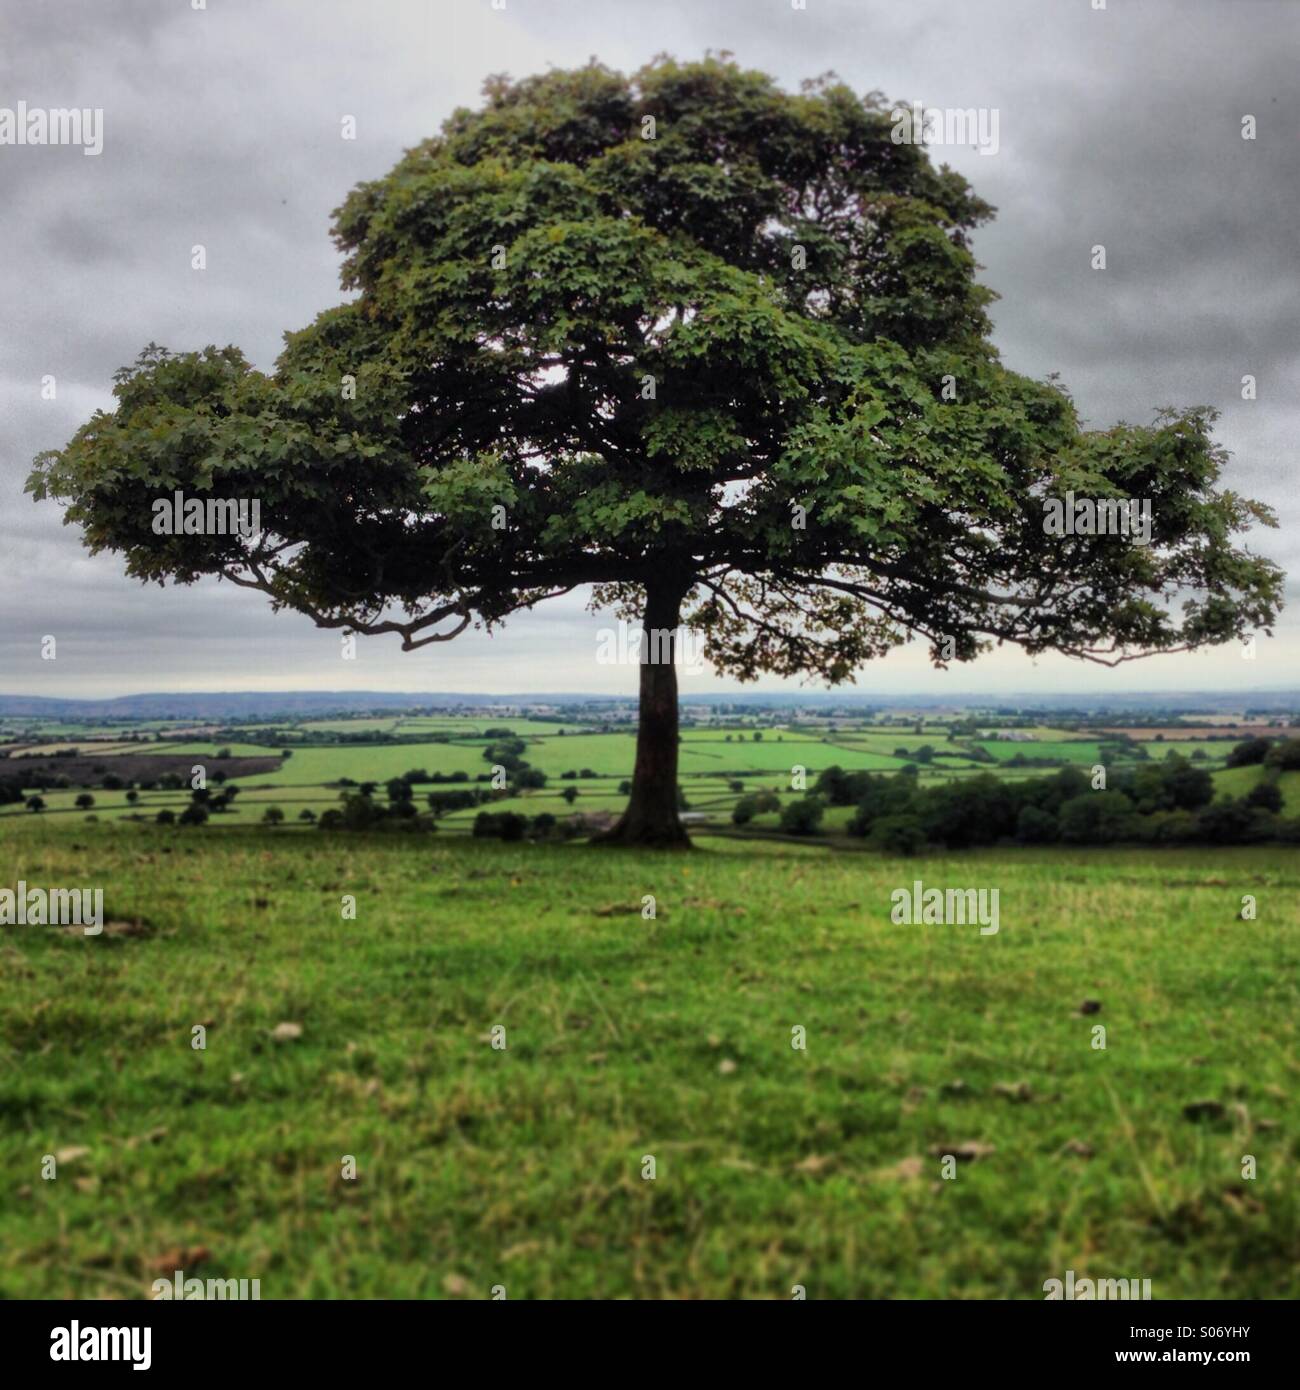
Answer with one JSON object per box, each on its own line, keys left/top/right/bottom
{"left": 3, "top": 685, "right": 1299, "bottom": 713}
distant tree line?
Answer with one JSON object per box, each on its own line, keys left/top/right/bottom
{"left": 812, "top": 743, "right": 1300, "bottom": 853}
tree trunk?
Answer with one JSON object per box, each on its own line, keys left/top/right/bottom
{"left": 591, "top": 578, "right": 692, "bottom": 849}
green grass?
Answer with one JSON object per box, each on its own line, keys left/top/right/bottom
{"left": 1, "top": 822, "right": 1296, "bottom": 1299}
{"left": 975, "top": 740, "right": 1111, "bottom": 763}
{"left": 1144, "top": 741, "right": 1236, "bottom": 760}
{"left": 243, "top": 743, "right": 490, "bottom": 785}
{"left": 1212, "top": 766, "right": 1265, "bottom": 800}
{"left": 1209, "top": 766, "right": 1300, "bottom": 809}
{"left": 821, "top": 731, "right": 970, "bottom": 754}
{"left": 402, "top": 717, "right": 588, "bottom": 732}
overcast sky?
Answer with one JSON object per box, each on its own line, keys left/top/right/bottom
{"left": 3, "top": 0, "right": 1296, "bottom": 700}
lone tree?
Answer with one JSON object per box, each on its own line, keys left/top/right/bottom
{"left": 30, "top": 56, "right": 1281, "bottom": 847}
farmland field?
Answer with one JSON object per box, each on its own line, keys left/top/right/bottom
{"left": 974, "top": 740, "right": 1110, "bottom": 764}
{"left": 1, "top": 821, "right": 1296, "bottom": 1299}
{"left": 0, "top": 712, "right": 1268, "bottom": 834}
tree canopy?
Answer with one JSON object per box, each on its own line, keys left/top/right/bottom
{"left": 29, "top": 54, "right": 1283, "bottom": 844}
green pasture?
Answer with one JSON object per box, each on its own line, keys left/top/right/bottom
{"left": 0, "top": 823, "right": 1295, "bottom": 1298}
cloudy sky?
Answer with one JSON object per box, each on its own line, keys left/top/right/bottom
{"left": 3, "top": 0, "right": 1296, "bottom": 700}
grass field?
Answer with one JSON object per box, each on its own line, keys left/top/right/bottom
{"left": 975, "top": 740, "right": 1111, "bottom": 764}
{"left": 1, "top": 821, "right": 1296, "bottom": 1299}
{"left": 1210, "top": 766, "right": 1300, "bottom": 802}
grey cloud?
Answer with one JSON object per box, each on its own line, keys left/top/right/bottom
{"left": 2, "top": 0, "right": 1295, "bottom": 698}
